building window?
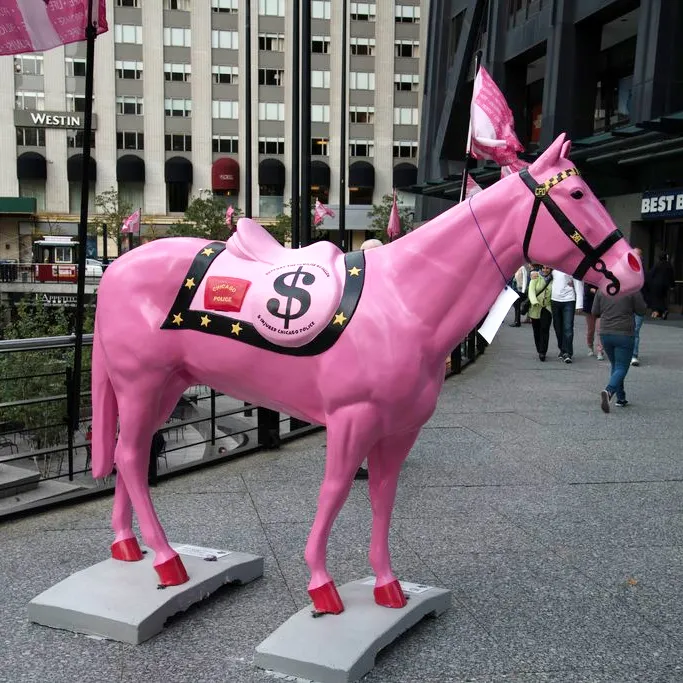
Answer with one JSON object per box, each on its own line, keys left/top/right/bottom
{"left": 116, "top": 60, "right": 143, "bottom": 79}
{"left": 67, "top": 130, "right": 96, "bottom": 148}
{"left": 350, "top": 71, "right": 375, "bottom": 90}
{"left": 163, "top": 28, "right": 191, "bottom": 47}
{"left": 212, "top": 100, "right": 239, "bottom": 119}
{"left": 66, "top": 94, "right": 88, "bottom": 113}
{"left": 114, "top": 24, "right": 143, "bottom": 44}
{"left": 16, "top": 127, "right": 46, "bottom": 147}
{"left": 312, "top": 1, "right": 331, "bottom": 19}
{"left": 167, "top": 183, "right": 190, "bottom": 213}
{"left": 349, "top": 106, "right": 374, "bottom": 124}
{"left": 394, "top": 107, "right": 418, "bottom": 125}
{"left": 395, "top": 5, "right": 420, "bottom": 23}
{"left": 258, "top": 137, "right": 285, "bottom": 154}
{"left": 212, "top": 0, "right": 239, "bottom": 12}
{"left": 393, "top": 141, "right": 418, "bottom": 158}
{"left": 258, "top": 33, "right": 285, "bottom": 51}
{"left": 311, "top": 137, "right": 329, "bottom": 156}
{"left": 350, "top": 3, "right": 376, "bottom": 21}
{"left": 259, "top": 0, "right": 285, "bottom": 16}
{"left": 395, "top": 40, "right": 420, "bottom": 58}
{"left": 349, "top": 139, "right": 374, "bottom": 157}
{"left": 311, "top": 105, "right": 330, "bottom": 123}
{"left": 311, "top": 70, "right": 330, "bottom": 88}
{"left": 165, "top": 63, "right": 191, "bottom": 82}
{"left": 258, "top": 102, "right": 285, "bottom": 121}
{"left": 213, "top": 65, "right": 238, "bottom": 84}
{"left": 165, "top": 98, "right": 192, "bottom": 117}
{"left": 211, "top": 30, "right": 239, "bottom": 50}
{"left": 15, "top": 91, "right": 45, "bottom": 110}
{"left": 14, "top": 54, "right": 44, "bottom": 75}
{"left": 213, "top": 135, "right": 239, "bottom": 153}
{"left": 350, "top": 38, "right": 375, "bottom": 56}
{"left": 19, "top": 179, "right": 46, "bottom": 212}
{"left": 116, "top": 96, "right": 144, "bottom": 115}
{"left": 117, "top": 131, "right": 145, "bottom": 150}
{"left": 165, "top": 134, "right": 192, "bottom": 152}
{"left": 394, "top": 73, "right": 419, "bottom": 91}
{"left": 116, "top": 0, "right": 140, "bottom": 6}
{"left": 312, "top": 36, "right": 331, "bottom": 54}
{"left": 163, "top": 0, "right": 190, "bottom": 8}
{"left": 258, "top": 68, "right": 284, "bottom": 86}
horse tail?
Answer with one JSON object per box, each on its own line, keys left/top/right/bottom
{"left": 90, "top": 323, "right": 118, "bottom": 478}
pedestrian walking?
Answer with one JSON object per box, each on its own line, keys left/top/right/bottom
{"left": 631, "top": 247, "right": 646, "bottom": 366}
{"left": 646, "top": 253, "right": 675, "bottom": 319}
{"left": 592, "top": 289, "right": 647, "bottom": 413}
{"left": 582, "top": 284, "right": 604, "bottom": 360}
{"left": 527, "top": 265, "right": 553, "bottom": 361}
{"left": 551, "top": 270, "right": 584, "bottom": 363}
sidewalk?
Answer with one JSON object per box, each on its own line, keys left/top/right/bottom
{"left": 1, "top": 312, "right": 682, "bottom": 683}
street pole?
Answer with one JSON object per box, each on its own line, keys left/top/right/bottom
{"left": 301, "top": 0, "right": 312, "bottom": 245}
{"left": 291, "top": 0, "right": 300, "bottom": 248}
{"left": 458, "top": 49, "right": 483, "bottom": 204}
{"left": 338, "top": 0, "right": 348, "bottom": 252}
{"left": 244, "top": 0, "right": 253, "bottom": 218}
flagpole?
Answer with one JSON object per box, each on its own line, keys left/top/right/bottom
{"left": 70, "top": 0, "right": 97, "bottom": 434}
{"left": 458, "top": 49, "right": 483, "bottom": 205}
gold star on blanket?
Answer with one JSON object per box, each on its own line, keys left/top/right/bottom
{"left": 184, "top": 277, "right": 196, "bottom": 289}
{"left": 200, "top": 315, "right": 211, "bottom": 327}
{"left": 333, "top": 312, "right": 347, "bottom": 326}
{"left": 231, "top": 322, "right": 242, "bottom": 336}
{"left": 172, "top": 313, "right": 183, "bottom": 326}
{"left": 348, "top": 266, "right": 362, "bottom": 277}
{"left": 201, "top": 248, "right": 215, "bottom": 257}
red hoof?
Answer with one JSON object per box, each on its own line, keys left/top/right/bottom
{"left": 374, "top": 580, "right": 408, "bottom": 608}
{"left": 111, "top": 537, "right": 144, "bottom": 562}
{"left": 308, "top": 581, "right": 345, "bottom": 615}
{"left": 154, "top": 554, "right": 189, "bottom": 586}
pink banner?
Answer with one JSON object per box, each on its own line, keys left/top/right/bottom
{"left": 0, "top": 0, "right": 108, "bottom": 56}
{"left": 386, "top": 192, "right": 401, "bottom": 240}
{"left": 314, "top": 198, "right": 335, "bottom": 226}
{"left": 500, "top": 157, "right": 530, "bottom": 178}
{"left": 465, "top": 175, "right": 483, "bottom": 199}
{"left": 121, "top": 208, "right": 140, "bottom": 234}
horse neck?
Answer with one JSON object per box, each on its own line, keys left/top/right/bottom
{"left": 382, "top": 177, "right": 528, "bottom": 355}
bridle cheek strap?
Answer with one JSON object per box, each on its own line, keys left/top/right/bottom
{"left": 519, "top": 168, "right": 623, "bottom": 295}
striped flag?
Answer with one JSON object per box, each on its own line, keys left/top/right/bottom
{"left": 313, "top": 198, "right": 335, "bottom": 226}
{"left": 0, "top": 0, "right": 108, "bottom": 56}
{"left": 121, "top": 208, "right": 141, "bottom": 234}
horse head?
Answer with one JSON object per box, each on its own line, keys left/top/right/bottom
{"left": 518, "top": 133, "right": 643, "bottom": 296}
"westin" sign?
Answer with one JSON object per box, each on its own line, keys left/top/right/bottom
{"left": 14, "top": 109, "right": 98, "bottom": 130}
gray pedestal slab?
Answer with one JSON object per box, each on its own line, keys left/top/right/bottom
{"left": 255, "top": 577, "right": 451, "bottom": 683}
{"left": 28, "top": 543, "right": 263, "bottom": 644}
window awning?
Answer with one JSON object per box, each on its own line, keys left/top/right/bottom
{"left": 311, "top": 160, "right": 330, "bottom": 187}
{"left": 165, "top": 156, "right": 193, "bottom": 184}
{"left": 349, "top": 160, "right": 374, "bottom": 188}
{"left": 67, "top": 154, "right": 97, "bottom": 182}
{"left": 259, "top": 158, "right": 286, "bottom": 188}
{"left": 17, "top": 152, "right": 47, "bottom": 180}
{"left": 117, "top": 154, "right": 145, "bottom": 183}
{"left": 212, "top": 157, "right": 240, "bottom": 191}
{"left": 393, "top": 163, "right": 418, "bottom": 189}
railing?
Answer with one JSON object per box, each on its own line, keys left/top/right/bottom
{"left": 0, "top": 261, "right": 102, "bottom": 284}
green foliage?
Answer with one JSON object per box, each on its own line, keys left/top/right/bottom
{"left": 90, "top": 187, "right": 134, "bottom": 251}
{"left": 367, "top": 194, "right": 415, "bottom": 243}
{"left": 168, "top": 190, "right": 243, "bottom": 241}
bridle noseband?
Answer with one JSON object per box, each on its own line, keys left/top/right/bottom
{"left": 519, "top": 167, "right": 623, "bottom": 295}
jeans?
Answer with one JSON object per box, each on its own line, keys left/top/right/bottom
{"left": 633, "top": 313, "right": 644, "bottom": 358}
{"left": 551, "top": 300, "right": 576, "bottom": 357}
{"left": 531, "top": 307, "right": 552, "bottom": 355}
{"left": 600, "top": 333, "right": 635, "bottom": 402}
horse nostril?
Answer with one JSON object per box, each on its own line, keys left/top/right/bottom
{"left": 570, "top": 190, "right": 584, "bottom": 200}
{"left": 627, "top": 252, "right": 641, "bottom": 272}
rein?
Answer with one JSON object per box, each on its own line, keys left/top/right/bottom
{"left": 519, "top": 167, "right": 623, "bottom": 295}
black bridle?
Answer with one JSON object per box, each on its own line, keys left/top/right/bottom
{"left": 519, "top": 167, "right": 623, "bottom": 295}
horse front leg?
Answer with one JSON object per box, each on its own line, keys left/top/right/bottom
{"left": 304, "top": 406, "right": 376, "bottom": 614}
{"left": 111, "top": 474, "right": 143, "bottom": 561}
{"left": 367, "top": 429, "right": 420, "bottom": 608}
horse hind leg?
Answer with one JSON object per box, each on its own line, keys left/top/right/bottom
{"left": 111, "top": 475, "right": 144, "bottom": 561}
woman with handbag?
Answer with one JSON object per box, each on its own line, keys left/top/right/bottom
{"left": 527, "top": 265, "right": 553, "bottom": 361}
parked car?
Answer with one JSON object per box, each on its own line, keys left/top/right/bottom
{"left": 85, "top": 258, "right": 104, "bottom": 277}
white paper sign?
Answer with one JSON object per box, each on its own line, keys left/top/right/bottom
{"left": 478, "top": 286, "right": 519, "bottom": 344}
{"left": 361, "top": 578, "right": 434, "bottom": 594}
{"left": 171, "top": 544, "right": 232, "bottom": 559}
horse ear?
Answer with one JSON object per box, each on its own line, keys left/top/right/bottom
{"left": 529, "top": 133, "right": 567, "bottom": 175}
{"left": 561, "top": 139, "right": 572, "bottom": 159}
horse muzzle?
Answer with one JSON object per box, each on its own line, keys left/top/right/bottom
{"left": 599, "top": 251, "right": 644, "bottom": 297}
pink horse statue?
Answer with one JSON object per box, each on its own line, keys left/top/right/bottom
{"left": 91, "top": 134, "right": 643, "bottom": 614}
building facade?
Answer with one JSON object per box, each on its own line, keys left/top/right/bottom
{"left": 0, "top": 0, "right": 429, "bottom": 263}
{"left": 416, "top": 0, "right": 683, "bottom": 304}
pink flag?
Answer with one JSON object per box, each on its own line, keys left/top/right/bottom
{"left": 469, "top": 66, "right": 524, "bottom": 167}
{"left": 387, "top": 191, "right": 401, "bottom": 241}
{"left": 465, "top": 175, "right": 483, "bottom": 198}
{"left": 121, "top": 208, "right": 141, "bottom": 234}
{"left": 0, "top": 0, "right": 108, "bottom": 56}
{"left": 500, "top": 157, "right": 530, "bottom": 178}
{"left": 225, "top": 204, "right": 235, "bottom": 227}
{"left": 314, "top": 198, "right": 335, "bottom": 226}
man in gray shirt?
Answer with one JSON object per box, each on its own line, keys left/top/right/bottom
{"left": 592, "top": 290, "right": 647, "bottom": 412}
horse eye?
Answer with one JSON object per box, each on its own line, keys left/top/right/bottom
{"left": 571, "top": 190, "right": 584, "bottom": 200}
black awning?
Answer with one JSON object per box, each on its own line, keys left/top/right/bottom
{"left": 117, "top": 154, "right": 146, "bottom": 183}
{"left": 349, "top": 160, "right": 374, "bottom": 188}
{"left": 393, "top": 163, "right": 418, "bottom": 189}
{"left": 259, "top": 158, "right": 286, "bottom": 187}
{"left": 165, "top": 156, "right": 193, "bottom": 183}
{"left": 17, "top": 152, "right": 47, "bottom": 180}
{"left": 311, "top": 160, "right": 330, "bottom": 187}
{"left": 67, "top": 154, "right": 97, "bottom": 182}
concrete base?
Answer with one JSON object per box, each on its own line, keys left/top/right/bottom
{"left": 255, "top": 577, "right": 451, "bottom": 683}
{"left": 0, "top": 464, "right": 40, "bottom": 499}
{"left": 28, "top": 543, "right": 264, "bottom": 644}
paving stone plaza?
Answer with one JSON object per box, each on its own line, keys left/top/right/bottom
{"left": 2, "top": 313, "right": 682, "bottom": 683}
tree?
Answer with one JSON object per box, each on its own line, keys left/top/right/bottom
{"left": 367, "top": 194, "right": 415, "bottom": 243}
{"left": 168, "top": 189, "right": 243, "bottom": 241}
{"left": 90, "top": 188, "right": 134, "bottom": 254}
